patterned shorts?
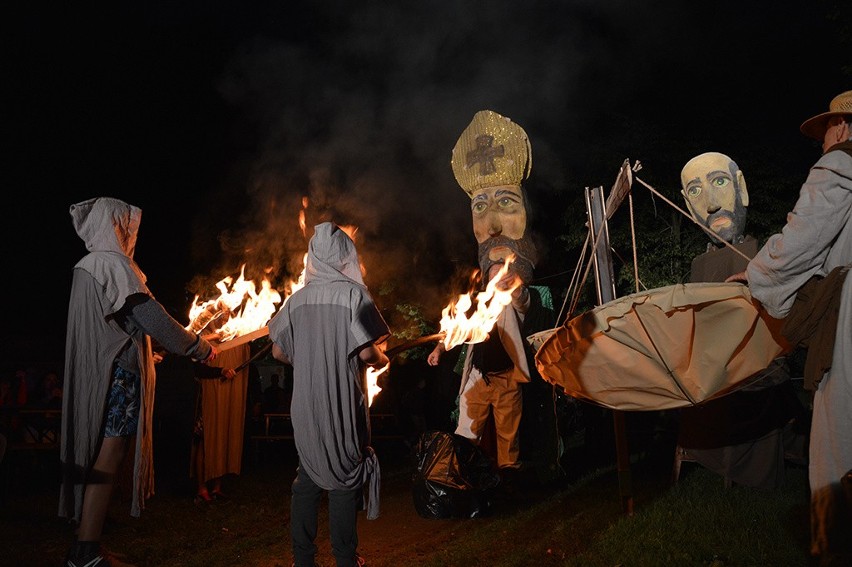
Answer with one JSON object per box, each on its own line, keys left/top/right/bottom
{"left": 104, "top": 365, "right": 140, "bottom": 437}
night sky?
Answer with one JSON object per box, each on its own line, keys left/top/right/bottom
{"left": 5, "top": 1, "right": 850, "bottom": 372}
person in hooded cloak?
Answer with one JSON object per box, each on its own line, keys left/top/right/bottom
{"left": 60, "top": 197, "right": 217, "bottom": 567}
{"left": 269, "top": 222, "right": 390, "bottom": 567}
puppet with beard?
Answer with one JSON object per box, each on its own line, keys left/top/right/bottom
{"left": 681, "top": 151, "right": 749, "bottom": 248}
{"left": 427, "top": 110, "right": 559, "bottom": 486}
{"left": 676, "top": 152, "right": 805, "bottom": 491}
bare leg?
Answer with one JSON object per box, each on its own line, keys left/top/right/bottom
{"left": 194, "top": 438, "right": 211, "bottom": 500}
{"left": 77, "top": 436, "right": 129, "bottom": 542}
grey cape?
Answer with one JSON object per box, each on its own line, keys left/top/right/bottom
{"left": 268, "top": 222, "right": 389, "bottom": 519}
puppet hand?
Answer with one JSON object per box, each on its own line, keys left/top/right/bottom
{"left": 725, "top": 271, "right": 748, "bottom": 284}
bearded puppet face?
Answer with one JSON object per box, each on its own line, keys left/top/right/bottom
{"left": 680, "top": 152, "right": 749, "bottom": 245}
{"left": 471, "top": 184, "right": 537, "bottom": 285}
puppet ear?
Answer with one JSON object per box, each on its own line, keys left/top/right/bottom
{"left": 737, "top": 170, "right": 749, "bottom": 207}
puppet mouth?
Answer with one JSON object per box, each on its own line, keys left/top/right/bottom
{"left": 488, "top": 246, "right": 513, "bottom": 262}
{"left": 710, "top": 217, "right": 732, "bottom": 230}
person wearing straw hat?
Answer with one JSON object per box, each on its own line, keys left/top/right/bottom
{"left": 429, "top": 110, "right": 559, "bottom": 489}
{"left": 676, "top": 152, "right": 806, "bottom": 490}
{"left": 728, "top": 90, "right": 852, "bottom": 561}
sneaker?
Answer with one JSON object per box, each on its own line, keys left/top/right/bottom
{"left": 66, "top": 555, "right": 112, "bottom": 567}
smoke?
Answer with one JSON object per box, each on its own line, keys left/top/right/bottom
{"left": 185, "top": 1, "right": 687, "bottom": 325}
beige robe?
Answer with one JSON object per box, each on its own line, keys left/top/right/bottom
{"left": 197, "top": 345, "right": 249, "bottom": 481}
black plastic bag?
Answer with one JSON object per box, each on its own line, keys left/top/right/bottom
{"left": 411, "top": 430, "right": 500, "bottom": 519}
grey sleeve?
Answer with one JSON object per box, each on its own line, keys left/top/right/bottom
{"left": 127, "top": 294, "right": 213, "bottom": 360}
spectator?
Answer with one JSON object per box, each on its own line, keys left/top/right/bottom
{"left": 38, "top": 371, "right": 64, "bottom": 409}
{"left": 2, "top": 370, "right": 28, "bottom": 407}
{"left": 262, "top": 372, "right": 289, "bottom": 414}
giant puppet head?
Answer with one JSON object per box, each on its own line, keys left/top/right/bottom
{"left": 680, "top": 152, "right": 749, "bottom": 246}
{"left": 451, "top": 110, "right": 537, "bottom": 284}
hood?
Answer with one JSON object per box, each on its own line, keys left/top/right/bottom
{"left": 303, "top": 222, "right": 366, "bottom": 286}
{"left": 70, "top": 197, "right": 141, "bottom": 258}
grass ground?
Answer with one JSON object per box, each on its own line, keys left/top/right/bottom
{"left": 0, "top": 427, "right": 817, "bottom": 567}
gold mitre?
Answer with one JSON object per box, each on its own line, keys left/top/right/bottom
{"left": 451, "top": 109, "right": 532, "bottom": 198}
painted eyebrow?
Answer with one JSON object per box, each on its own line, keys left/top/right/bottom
{"left": 493, "top": 188, "right": 522, "bottom": 199}
{"left": 704, "top": 169, "right": 729, "bottom": 179}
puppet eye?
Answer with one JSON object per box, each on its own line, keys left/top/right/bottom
{"left": 472, "top": 201, "right": 488, "bottom": 214}
{"left": 686, "top": 185, "right": 701, "bottom": 198}
{"left": 712, "top": 176, "right": 730, "bottom": 187}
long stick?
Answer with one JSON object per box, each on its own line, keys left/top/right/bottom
{"left": 235, "top": 341, "right": 273, "bottom": 371}
{"left": 384, "top": 333, "right": 445, "bottom": 360}
{"left": 234, "top": 332, "right": 445, "bottom": 372}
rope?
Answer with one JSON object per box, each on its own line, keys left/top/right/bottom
{"left": 629, "top": 192, "right": 640, "bottom": 293}
{"left": 634, "top": 176, "right": 753, "bottom": 264}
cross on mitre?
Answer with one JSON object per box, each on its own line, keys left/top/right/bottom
{"left": 466, "top": 134, "right": 505, "bottom": 175}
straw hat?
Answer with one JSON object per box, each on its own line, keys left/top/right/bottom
{"left": 800, "top": 90, "right": 852, "bottom": 140}
{"left": 451, "top": 110, "right": 532, "bottom": 198}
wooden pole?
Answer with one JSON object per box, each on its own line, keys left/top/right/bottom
{"left": 585, "top": 185, "right": 634, "bottom": 516}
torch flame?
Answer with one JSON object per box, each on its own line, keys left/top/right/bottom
{"left": 366, "top": 363, "right": 389, "bottom": 406}
{"left": 298, "top": 196, "right": 308, "bottom": 237}
{"left": 438, "top": 255, "right": 519, "bottom": 351}
{"left": 187, "top": 199, "right": 313, "bottom": 346}
{"left": 186, "top": 265, "right": 282, "bottom": 342}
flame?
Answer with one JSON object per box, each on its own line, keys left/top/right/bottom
{"left": 298, "top": 196, "right": 308, "bottom": 237}
{"left": 187, "top": 199, "right": 313, "bottom": 344}
{"left": 438, "top": 255, "right": 519, "bottom": 351}
{"left": 339, "top": 224, "right": 359, "bottom": 242}
{"left": 288, "top": 252, "right": 308, "bottom": 296}
{"left": 186, "top": 265, "right": 282, "bottom": 342}
{"left": 366, "top": 363, "right": 389, "bottom": 406}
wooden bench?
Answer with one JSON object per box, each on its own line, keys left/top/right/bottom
{"left": 248, "top": 412, "right": 403, "bottom": 463}
{"left": 0, "top": 409, "right": 61, "bottom": 500}
{"left": 1, "top": 408, "right": 61, "bottom": 451}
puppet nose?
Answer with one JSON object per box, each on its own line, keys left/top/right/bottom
{"left": 486, "top": 212, "right": 502, "bottom": 236}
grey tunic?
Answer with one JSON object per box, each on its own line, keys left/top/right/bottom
{"left": 268, "top": 223, "right": 389, "bottom": 519}
{"left": 59, "top": 197, "right": 211, "bottom": 521}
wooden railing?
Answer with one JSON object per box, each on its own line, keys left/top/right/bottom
{"left": 1, "top": 408, "right": 61, "bottom": 451}
{"left": 247, "top": 411, "right": 403, "bottom": 462}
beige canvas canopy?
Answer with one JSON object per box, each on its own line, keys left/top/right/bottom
{"left": 532, "top": 282, "right": 791, "bottom": 411}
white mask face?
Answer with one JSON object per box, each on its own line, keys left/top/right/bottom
{"left": 681, "top": 152, "right": 749, "bottom": 244}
